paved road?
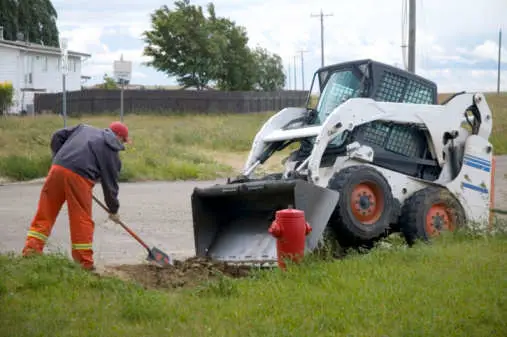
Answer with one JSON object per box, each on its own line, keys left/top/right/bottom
{"left": 1, "top": 157, "right": 506, "bottom": 268}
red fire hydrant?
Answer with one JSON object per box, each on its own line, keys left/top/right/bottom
{"left": 268, "top": 207, "right": 312, "bottom": 270}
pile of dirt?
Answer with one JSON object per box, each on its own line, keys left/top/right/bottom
{"left": 102, "top": 256, "right": 253, "bottom": 290}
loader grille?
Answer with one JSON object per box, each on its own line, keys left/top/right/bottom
{"left": 349, "top": 120, "right": 438, "bottom": 180}
{"left": 375, "top": 71, "right": 406, "bottom": 102}
{"left": 404, "top": 81, "right": 434, "bottom": 104}
{"left": 374, "top": 70, "right": 435, "bottom": 104}
{"left": 358, "top": 122, "right": 425, "bottom": 158}
{"left": 363, "top": 122, "right": 390, "bottom": 147}
{"left": 385, "top": 124, "right": 422, "bottom": 158}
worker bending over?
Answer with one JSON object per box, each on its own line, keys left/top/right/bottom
{"left": 22, "top": 121, "right": 130, "bottom": 271}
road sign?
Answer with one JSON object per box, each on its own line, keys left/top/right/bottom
{"left": 113, "top": 55, "right": 132, "bottom": 83}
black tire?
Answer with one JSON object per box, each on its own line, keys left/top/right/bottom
{"left": 327, "top": 165, "right": 395, "bottom": 246}
{"left": 399, "top": 186, "right": 466, "bottom": 246}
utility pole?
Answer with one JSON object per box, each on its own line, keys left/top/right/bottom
{"left": 311, "top": 9, "right": 333, "bottom": 67}
{"left": 288, "top": 59, "right": 291, "bottom": 90}
{"left": 408, "top": 0, "right": 416, "bottom": 73}
{"left": 298, "top": 49, "right": 309, "bottom": 90}
{"left": 498, "top": 29, "right": 502, "bottom": 94}
{"left": 293, "top": 55, "right": 297, "bottom": 90}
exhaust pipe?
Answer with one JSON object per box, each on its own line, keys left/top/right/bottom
{"left": 191, "top": 179, "right": 340, "bottom": 264}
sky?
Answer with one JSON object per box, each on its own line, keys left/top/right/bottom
{"left": 52, "top": 0, "right": 507, "bottom": 93}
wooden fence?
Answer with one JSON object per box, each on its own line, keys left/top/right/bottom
{"left": 34, "top": 89, "right": 310, "bottom": 115}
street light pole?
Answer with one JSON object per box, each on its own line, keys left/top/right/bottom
{"left": 60, "top": 38, "right": 68, "bottom": 127}
{"left": 113, "top": 54, "right": 132, "bottom": 121}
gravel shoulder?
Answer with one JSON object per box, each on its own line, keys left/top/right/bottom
{"left": 1, "top": 156, "right": 505, "bottom": 269}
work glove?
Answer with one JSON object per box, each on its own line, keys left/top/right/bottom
{"left": 109, "top": 213, "right": 120, "bottom": 223}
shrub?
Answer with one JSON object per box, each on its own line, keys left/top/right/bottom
{"left": 0, "top": 81, "right": 14, "bottom": 115}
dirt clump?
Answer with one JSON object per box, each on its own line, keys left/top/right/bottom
{"left": 103, "top": 256, "right": 252, "bottom": 290}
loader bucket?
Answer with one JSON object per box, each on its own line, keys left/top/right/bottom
{"left": 191, "top": 179, "right": 340, "bottom": 264}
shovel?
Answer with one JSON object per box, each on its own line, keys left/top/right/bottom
{"left": 92, "top": 195, "right": 173, "bottom": 267}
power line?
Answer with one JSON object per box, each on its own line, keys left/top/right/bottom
{"left": 297, "top": 49, "right": 309, "bottom": 90}
{"left": 311, "top": 9, "right": 333, "bottom": 67}
{"left": 287, "top": 59, "right": 292, "bottom": 90}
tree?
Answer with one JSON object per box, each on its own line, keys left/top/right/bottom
{"left": 0, "top": 0, "right": 60, "bottom": 47}
{"left": 206, "top": 3, "right": 256, "bottom": 91}
{"left": 142, "top": 0, "right": 287, "bottom": 91}
{"left": 142, "top": 0, "right": 218, "bottom": 90}
{"left": 251, "top": 47, "right": 286, "bottom": 91}
{"left": 96, "top": 74, "right": 119, "bottom": 89}
{"left": 0, "top": 0, "right": 18, "bottom": 41}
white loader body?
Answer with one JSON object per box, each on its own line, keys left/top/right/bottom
{"left": 242, "top": 93, "right": 494, "bottom": 230}
{"left": 191, "top": 58, "right": 495, "bottom": 264}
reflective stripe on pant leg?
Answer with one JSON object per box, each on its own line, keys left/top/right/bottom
{"left": 22, "top": 165, "right": 66, "bottom": 256}
{"left": 62, "top": 167, "right": 96, "bottom": 270}
{"left": 27, "top": 230, "right": 48, "bottom": 242}
{"left": 72, "top": 243, "right": 93, "bottom": 250}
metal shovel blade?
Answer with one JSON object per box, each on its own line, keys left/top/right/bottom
{"left": 147, "top": 246, "right": 173, "bottom": 267}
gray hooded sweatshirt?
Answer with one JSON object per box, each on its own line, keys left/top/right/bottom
{"left": 50, "top": 123, "right": 124, "bottom": 214}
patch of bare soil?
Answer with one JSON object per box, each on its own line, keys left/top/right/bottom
{"left": 102, "top": 256, "right": 252, "bottom": 290}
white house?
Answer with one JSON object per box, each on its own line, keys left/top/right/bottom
{"left": 0, "top": 28, "right": 91, "bottom": 114}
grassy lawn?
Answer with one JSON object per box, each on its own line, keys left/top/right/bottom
{"left": 0, "top": 112, "right": 282, "bottom": 181}
{"left": 1, "top": 230, "right": 506, "bottom": 337}
{"left": 0, "top": 92, "right": 506, "bottom": 182}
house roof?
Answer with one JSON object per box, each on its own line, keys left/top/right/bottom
{"left": 0, "top": 39, "right": 91, "bottom": 58}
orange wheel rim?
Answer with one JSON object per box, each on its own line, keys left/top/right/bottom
{"left": 425, "top": 204, "right": 453, "bottom": 236}
{"left": 350, "top": 182, "right": 384, "bottom": 225}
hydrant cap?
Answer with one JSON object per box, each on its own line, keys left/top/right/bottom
{"left": 276, "top": 208, "right": 305, "bottom": 218}
{"left": 268, "top": 221, "right": 282, "bottom": 237}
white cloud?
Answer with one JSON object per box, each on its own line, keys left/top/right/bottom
{"left": 60, "top": 27, "right": 107, "bottom": 54}
{"left": 418, "top": 68, "right": 507, "bottom": 92}
{"left": 468, "top": 40, "right": 507, "bottom": 62}
{"left": 52, "top": 0, "right": 507, "bottom": 92}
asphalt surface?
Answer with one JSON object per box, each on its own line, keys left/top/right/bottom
{"left": 1, "top": 157, "right": 506, "bottom": 268}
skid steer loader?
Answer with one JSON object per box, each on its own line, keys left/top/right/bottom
{"left": 191, "top": 59, "right": 495, "bottom": 264}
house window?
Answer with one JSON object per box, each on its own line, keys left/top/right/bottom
{"left": 41, "top": 56, "right": 48, "bottom": 72}
{"left": 24, "top": 55, "right": 33, "bottom": 85}
{"left": 68, "top": 58, "right": 77, "bottom": 72}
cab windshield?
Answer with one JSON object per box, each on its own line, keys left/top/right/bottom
{"left": 308, "top": 69, "right": 364, "bottom": 147}
{"left": 313, "top": 69, "right": 363, "bottom": 125}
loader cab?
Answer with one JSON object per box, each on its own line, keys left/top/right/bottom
{"left": 297, "top": 59, "right": 441, "bottom": 181}
{"left": 305, "top": 59, "right": 438, "bottom": 126}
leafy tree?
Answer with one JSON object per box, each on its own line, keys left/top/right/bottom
{"left": 251, "top": 47, "right": 286, "bottom": 91}
{"left": 207, "top": 4, "right": 256, "bottom": 91}
{"left": 0, "top": 0, "right": 18, "bottom": 41}
{"left": 97, "top": 74, "right": 119, "bottom": 89}
{"left": 142, "top": 0, "right": 218, "bottom": 90}
{"left": 142, "top": 0, "right": 286, "bottom": 91}
{"left": 0, "top": 0, "right": 59, "bottom": 47}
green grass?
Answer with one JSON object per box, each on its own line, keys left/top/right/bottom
{"left": 0, "top": 112, "right": 274, "bottom": 181}
{"left": 484, "top": 93, "right": 507, "bottom": 154}
{"left": 1, "top": 230, "right": 506, "bottom": 337}
{"left": 0, "top": 92, "right": 506, "bottom": 182}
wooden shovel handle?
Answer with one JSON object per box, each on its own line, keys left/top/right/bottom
{"left": 92, "top": 195, "right": 150, "bottom": 250}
